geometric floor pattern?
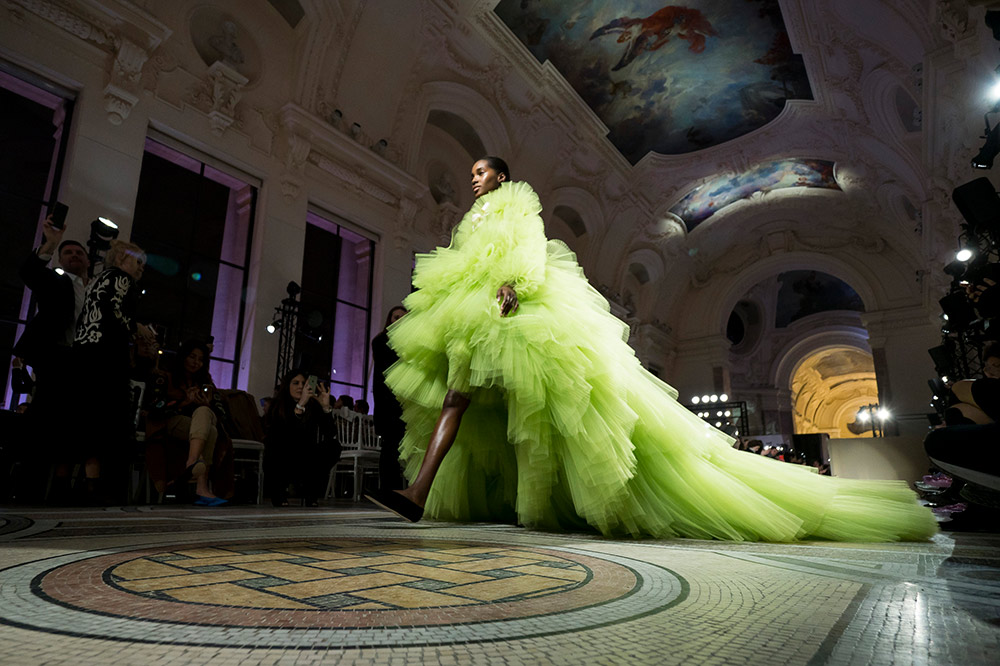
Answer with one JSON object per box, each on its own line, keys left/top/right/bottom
{"left": 1, "top": 504, "right": 998, "bottom": 664}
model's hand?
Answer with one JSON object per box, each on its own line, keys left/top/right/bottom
{"left": 497, "top": 285, "right": 518, "bottom": 317}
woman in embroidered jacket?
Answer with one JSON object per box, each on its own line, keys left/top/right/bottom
{"left": 367, "top": 157, "right": 937, "bottom": 543}
{"left": 74, "top": 239, "right": 154, "bottom": 500}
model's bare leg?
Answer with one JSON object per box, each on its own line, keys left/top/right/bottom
{"left": 397, "top": 390, "right": 470, "bottom": 507}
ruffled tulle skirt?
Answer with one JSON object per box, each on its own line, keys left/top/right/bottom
{"left": 386, "top": 241, "right": 937, "bottom": 542}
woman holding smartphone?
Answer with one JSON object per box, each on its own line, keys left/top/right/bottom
{"left": 263, "top": 370, "right": 341, "bottom": 507}
{"left": 145, "top": 338, "right": 228, "bottom": 505}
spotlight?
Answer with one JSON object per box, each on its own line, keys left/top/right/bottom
{"left": 972, "top": 117, "right": 1000, "bottom": 169}
{"left": 701, "top": 395, "right": 710, "bottom": 403}
{"left": 715, "top": 421, "right": 722, "bottom": 427}
{"left": 858, "top": 410, "right": 871, "bottom": 423}
{"left": 942, "top": 375, "right": 950, "bottom": 383}
{"left": 944, "top": 260, "right": 967, "bottom": 278}
{"left": 266, "top": 320, "right": 282, "bottom": 334}
{"left": 710, "top": 394, "right": 719, "bottom": 403}
{"left": 956, "top": 248, "right": 974, "bottom": 262}
{"left": 691, "top": 396, "right": 700, "bottom": 404}
{"left": 877, "top": 408, "right": 891, "bottom": 420}
{"left": 720, "top": 393, "right": 728, "bottom": 402}
{"left": 716, "top": 410, "right": 723, "bottom": 417}
{"left": 990, "top": 80, "right": 1000, "bottom": 104}
{"left": 724, "top": 410, "right": 731, "bottom": 417}
{"left": 54, "top": 267, "right": 65, "bottom": 275}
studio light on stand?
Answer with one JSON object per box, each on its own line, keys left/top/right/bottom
{"left": 268, "top": 281, "right": 301, "bottom": 386}
{"left": 87, "top": 216, "right": 119, "bottom": 276}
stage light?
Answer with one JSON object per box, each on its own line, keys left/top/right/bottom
{"left": 710, "top": 394, "right": 718, "bottom": 403}
{"left": 942, "top": 313, "right": 949, "bottom": 321}
{"left": 54, "top": 267, "right": 65, "bottom": 275}
{"left": 720, "top": 393, "right": 728, "bottom": 402}
{"left": 716, "top": 410, "right": 723, "bottom": 417}
{"left": 956, "top": 248, "right": 974, "bottom": 262}
{"left": 972, "top": 118, "right": 1000, "bottom": 169}
{"left": 691, "top": 396, "right": 700, "bottom": 404}
{"left": 941, "top": 375, "right": 950, "bottom": 383}
{"left": 715, "top": 421, "right": 722, "bottom": 427}
{"left": 989, "top": 80, "right": 1000, "bottom": 104}
{"left": 266, "top": 320, "right": 282, "bottom": 334}
{"left": 858, "top": 410, "right": 870, "bottom": 423}
{"left": 701, "top": 395, "right": 710, "bottom": 403}
{"left": 724, "top": 410, "right": 731, "bottom": 417}
{"left": 877, "top": 408, "right": 891, "bottom": 420}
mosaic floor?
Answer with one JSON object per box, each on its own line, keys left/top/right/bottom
{"left": 0, "top": 504, "right": 997, "bottom": 665}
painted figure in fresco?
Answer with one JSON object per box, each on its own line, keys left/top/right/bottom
{"left": 590, "top": 5, "right": 719, "bottom": 70}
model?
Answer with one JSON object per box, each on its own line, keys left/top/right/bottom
{"left": 367, "top": 157, "right": 937, "bottom": 542}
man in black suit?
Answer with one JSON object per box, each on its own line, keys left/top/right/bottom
{"left": 13, "top": 216, "right": 89, "bottom": 501}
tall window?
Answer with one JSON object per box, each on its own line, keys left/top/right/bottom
{"left": 130, "top": 137, "right": 257, "bottom": 388}
{"left": 0, "top": 67, "right": 73, "bottom": 409}
{"left": 300, "top": 210, "right": 375, "bottom": 405}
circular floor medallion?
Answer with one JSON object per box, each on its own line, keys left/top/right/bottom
{"left": 0, "top": 537, "right": 686, "bottom": 647}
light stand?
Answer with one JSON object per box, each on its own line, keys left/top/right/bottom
{"left": 270, "top": 281, "right": 301, "bottom": 387}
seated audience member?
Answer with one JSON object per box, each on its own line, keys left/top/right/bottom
{"left": 264, "top": 371, "right": 341, "bottom": 507}
{"left": 14, "top": 216, "right": 89, "bottom": 501}
{"left": 947, "top": 343, "right": 1000, "bottom": 425}
{"left": 354, "top": 398, "right": 370, "bottom": 415}
{"left": 335, "top": 394, "right": 355, "bottom": 414}
{"left": 74, "top": 239, "right": 155, "bottom": 503}
{"left": 145, "top": 339, "right": 229, "bottom": 506}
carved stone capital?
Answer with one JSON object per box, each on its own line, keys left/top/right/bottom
{"left": 103, "top": 37, "right": 148, "bottom": 124}
{"left": 206, "top": 60, "right": 248, "bottom": 135}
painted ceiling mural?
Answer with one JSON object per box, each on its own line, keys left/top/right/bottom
{"left": 495, "top": 0, "right": 813, "bottom": 163}
{"left": 775, "top": 270, "right": 865, "bottom": 328}
{"left": 668, "top": 158, "right": 840, "bottom": 231}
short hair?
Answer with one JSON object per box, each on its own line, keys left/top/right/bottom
{"left": 984, "top": 342, "right": 1000, "bottom": 362}
{"left": 479, "top": 156, "right": 510, "bottom": 181}
{"left": 104, "top": 239, "right": 145, "bottom": 270}
{"left": 58, "top": 239, "right": 86, "bottom": 255}
{"left": 338, "top": 394, "right": 355, "bottom": 408}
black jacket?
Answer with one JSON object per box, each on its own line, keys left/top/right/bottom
{"left": 13, "top": 251, "right": 76, "bottom": 367}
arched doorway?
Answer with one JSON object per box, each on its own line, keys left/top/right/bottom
{"left": 790, "top": 346, "right": 878, "bottom": 438}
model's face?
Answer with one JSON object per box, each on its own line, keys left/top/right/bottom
{"left": 184, "top": 349, "right": 204, "bottom": 376}
{"left": 120, "top": 252, "right": 145, "bottom": 280}
{"left": 289, "top": 374, "right": 306, "bottom": 402}
{"left": 471, "top": 160, "right": 506, "bottom": 199}
{"left": 59, "top": 244, "right": 89, "bottom": 277}
{"left": 985, "top": 356, "right": 1000, "bottom": 379}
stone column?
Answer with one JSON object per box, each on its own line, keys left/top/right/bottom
{"left": 861, "top": 306, "right": 941, "bottom": 437}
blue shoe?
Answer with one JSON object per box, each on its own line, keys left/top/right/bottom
{"left": 195, "top": 495, "right": 228, "bottom": 507}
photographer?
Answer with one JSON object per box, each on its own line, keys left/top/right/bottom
{"left": 14, "top": 215, "right": 90, "bottom": 501}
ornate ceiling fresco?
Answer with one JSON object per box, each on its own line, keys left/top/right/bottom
{"left": 495, "top": 0, "right": 813, "bottom": 163}
{"left": 775, "top": 270, "right": 865, "bottom": 328}
{"left": 668, "top": 158, "right": 840, "bottom": 231}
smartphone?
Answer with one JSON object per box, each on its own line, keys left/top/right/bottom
{"left": 307, "top": 375, "right": 318, "bottom": 393}
{"left": 50, "top": 202, "right": 69, "bottom": 229}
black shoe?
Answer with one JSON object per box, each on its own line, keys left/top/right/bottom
{"left": 364, "top": 489, "right": 424, "bottom": 522}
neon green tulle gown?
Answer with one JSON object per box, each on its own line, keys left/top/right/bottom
{"left": 385, "top": 182, "right": 937, "bottom": 542}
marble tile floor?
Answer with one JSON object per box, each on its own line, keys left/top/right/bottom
{"left": 0, "top": 504, "right": 997, "bottom": 665}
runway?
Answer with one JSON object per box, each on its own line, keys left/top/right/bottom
{"left": 0, "top": 504, "right": 997, "bottom": 664}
